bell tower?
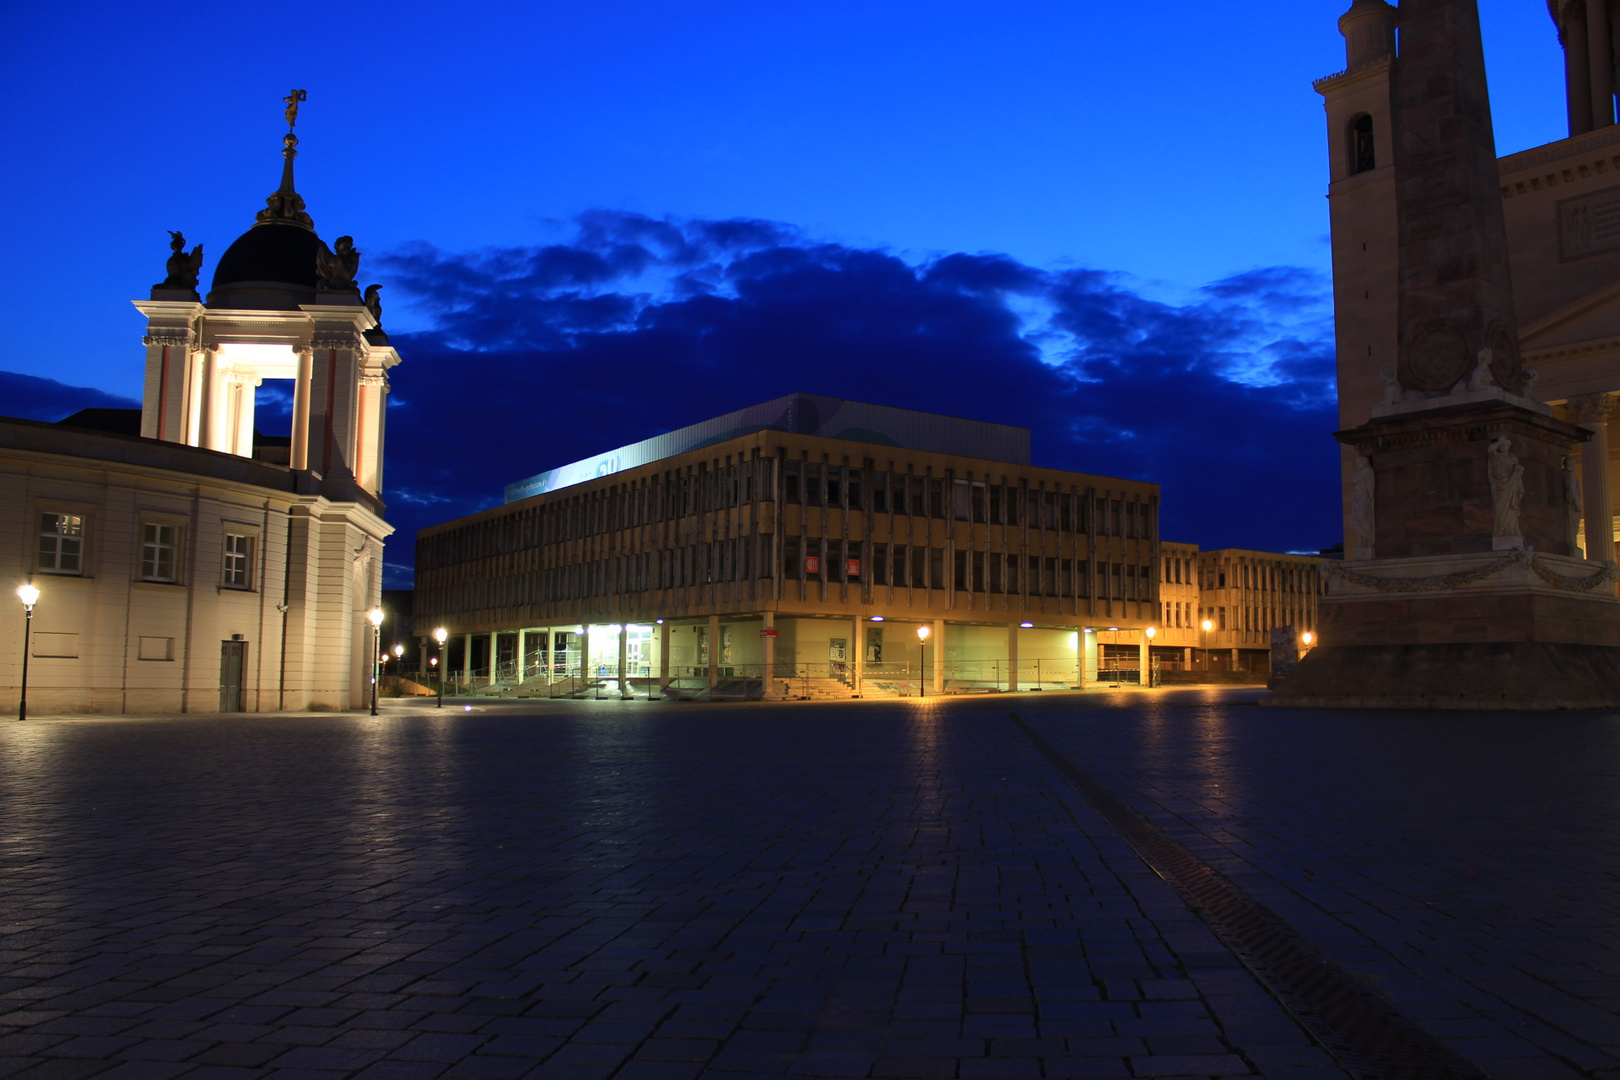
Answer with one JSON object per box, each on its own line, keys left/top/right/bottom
{"left": 130, "top": 93, "right": 403, "bottom": 710}
{"left": 133, "top": 91, "right": 399, "bottom": 503}
{"left": 1315, "top": 0, "right": 1400, "bottom": 546}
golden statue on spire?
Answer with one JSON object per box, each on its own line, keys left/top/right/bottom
{"left": 283, "top": 89, "right": 307, "bottom": 129}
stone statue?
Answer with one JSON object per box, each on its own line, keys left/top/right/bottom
{"left": 1380, "top": 366, "right": 1402, "bottom": 406}
{"left": 1563, "top": 454, "right": 1583, "bottom": 554}
{"left": 1465, "top": 348, "right": 1497, "bottom": 392}
{"left": 1488, "top": 436, "right": 1525, "bottom": 540}
{"left": 284, "top": 89, "right": 307, "bottom": 129}
{"left": 363, "top": 284, "right": 383, "bottom": 325}
{"left": 1521, "top": 366, "right": 1540, "bottom": 401}
{"left": 316, "top": 235, "right": 361, "bottom": 292}
{"left": 158, "top": 231, "right": 204, "bottom": 291}
{"left": 1351, "top": 455, "right": 1376, "bottom": 557}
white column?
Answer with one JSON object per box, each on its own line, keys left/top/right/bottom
{"left": 1007, "top": 623, "right": 1019, "bottom": 693}
{"left": 1139, "top": 633, "right": 1150, "bottom": 688}
{"left": 579, "top": 627, "right": 591, "bottom": 680}
{"left": 1573, "top": 395, "right": 1615, "bottom": 564}
{"left": 762, "top": 612, "right": 776, "bottom": 697}
{"left": 708, "top": 615, "right": 720, "bottom": 689}
{"left": 932, "top": 618, "right": 946, "bottom": 694}
{"left": 488, "top": 632, "right": 498, "bottom": 684}
{"left": 618, "top": 624, "right": 630, "bottom": 698}
{"left": 659, "top": 622, "right": 671, "bottom": 692}
{"left": 517, "top": 628, "right": 527, "bottom": 682}
{"left": 462, "top": 633, "right": 472, "bottom": 687}
{"left": 852, "top": 618, "right": 864, "bottom": 696}
{"left": 291, "top": 347, "right": 313, "bottom": 470}
{"left": 198, "top": 345, "right": 220, "bottom": 450}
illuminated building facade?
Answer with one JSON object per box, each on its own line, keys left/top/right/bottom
{"left": 416, "top": 395, "right": 1165, "bottom": 697}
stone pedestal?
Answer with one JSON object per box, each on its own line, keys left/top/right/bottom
{"left": 1268, "top": 397, "right": 1620, "bottom": 708}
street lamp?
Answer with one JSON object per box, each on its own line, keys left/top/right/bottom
{"left": 916, "top": 623, "right": 931, "bottom": 698}
{"left": 1301, "top": 631, "right": 1314, "bottom": 646}
{"left": 433, "top": 627, "right": 448, "bottom": 708}
{"left": 17, "top": 584, "right": 38, "bottom": 721}
{"left": 368, "top": 608, "right": 384, "bottom": 716}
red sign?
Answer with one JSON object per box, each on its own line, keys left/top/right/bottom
{"left": 805, "top": 556, "right": 820, "bottom": 574}
{"left": 846, "top": 559, "right": 861, "bottom": 577}
{"left": 760, "top": 628, "right": 779, "bottom": 638}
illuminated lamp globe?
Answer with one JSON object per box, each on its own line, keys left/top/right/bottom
{"left": 1145, "top": 626, "right": 1156, "bottom": 639}
{"left": 433, "top": 627, "right": 448, "bottom": 644}
{"left": 916, "top": 624, "right": 931, "bottom": 642}
{"left": 1201, "top": 619, "right": 1214, "bottom": 632}
{"left": 17, "top": 584, "right": 39, "bottom": 609}
{"left": 1301, "top": 631, "right": 1314, "bottom": 645}
{"left": 368, "top": 608, "right": 384, "bottom": 628}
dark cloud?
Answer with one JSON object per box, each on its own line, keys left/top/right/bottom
{"left": 0, "top": 371, "right": 139, "bottom": 421}
{"left": 375, "top": 211, "right": 1342, "bottom": 586}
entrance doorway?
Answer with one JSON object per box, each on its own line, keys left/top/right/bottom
{"left": 220, "top": 640, "right": 246, "bottom": 712}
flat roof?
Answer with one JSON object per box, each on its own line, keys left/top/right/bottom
{"left": 504, "top": 393, "right": 1031, "bottom": 503}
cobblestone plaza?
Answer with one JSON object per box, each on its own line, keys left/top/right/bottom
{"left": 1, "top": 694, "right": 1616, "bottom": 1080}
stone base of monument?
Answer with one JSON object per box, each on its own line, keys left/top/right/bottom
{"left": 1265, "top": 395, "right": 1620, "bottom": 708}
{"left": 1266, "top": 550, "right": 1620, "bottom": 708}
{"left": 1264, "top": 641, "right": 1620, "bottom": 709}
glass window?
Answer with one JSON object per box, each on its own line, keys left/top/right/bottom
{"left": 953, "top": 480, "right": 971, "bottom": 521}
{"left": 873, "top": 474, "right": 888, "bottom": 514}
{"left": 39, "top": 513, "right": 84, "bottom": 575}
{"left": 223, "top": 533, "right": 252, "bottom": 589}
{"left": 142, "top": 524, "right": 179, "bottom": 582}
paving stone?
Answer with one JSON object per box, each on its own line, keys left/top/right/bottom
{"left": 2, "top": 695, "right": 1615, "bottom": 1080}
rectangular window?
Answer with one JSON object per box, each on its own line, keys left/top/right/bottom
{"left": 827, "top": 477, "right": 842, "bottom": 507}
{"left": 910, "top": 477, "right": 926, "bottom": 517}
{"left": 874, "top": 546, "right": 889, "bottom": 586}
{"left": 784, "top": 466, "right": 801, "bottom": 503}
{"left": 873, "top": 474, "right": 889, "bottom": 514}
{"left": 929, "top": 479, "right": 945, "bottom": 518}
{"left": 954, "top": 550, "right": 968, "bottom": 590}
{"left": 141, "top": 523, "right": 179, "bottom": 582}
{"left": 1006, "top": 556, "right": 1020, "bottom": 594}
{"left": 223, "top": 533, "right": 252, "bottom": 589}
{"left": 954, "top": 479, "right": 971, "bottom": 521}
{"left": 38, "top": 513, "right": 84, "bottom": 575}
{"left": 806, "top": 474, "right": 822, "bottom": 505}
{"left": 1045, "top": 557, "right": 1059, "bottom": 596}
{"left": 989, "top": 555, "right": 1003, "bottom": 593}
{"left": 847, "top": 470, "right": 862, "bottom": 510}
{"left": 1076, "top": 560, "right": 1088, "bottom": 596}
{"left": 910, "top": 546, "right": 927, "bottom": 589}
{"left": 929, "top": 547, "right": 944, "bottom": 588}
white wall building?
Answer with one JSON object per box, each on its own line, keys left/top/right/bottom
{"left": 0, "top": 103, "right": 401, "bottom": 714}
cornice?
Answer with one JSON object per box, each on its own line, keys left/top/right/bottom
{"left": 1500, "top": 126, "right": 1620, "bottom": 200}
{"left": 1313, "top": 55, "right": 1392, "bottom": 95}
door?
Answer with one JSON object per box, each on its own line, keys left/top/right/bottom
{"left": 219, "top": 640, "right": 246, "bottom": 712}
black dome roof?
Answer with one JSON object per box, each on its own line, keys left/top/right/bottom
{"left": 212, "top": 222, "right": 322, "bottom": 290}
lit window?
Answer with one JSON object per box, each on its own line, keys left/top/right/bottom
{"left": 142, "top": 524, "right": 179, "bottom": 582}
{"left": 223, "top": 533, "right": 252, "bottom": 589}
{"left": 39, "top": 513, "right": 84, "bottom": 574}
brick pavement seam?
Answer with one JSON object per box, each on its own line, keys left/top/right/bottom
{"left": 1010, "top": 713, "right": 1490, "bottom": 1080}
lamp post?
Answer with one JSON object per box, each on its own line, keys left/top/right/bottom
{"left": 916, "top": 623, "right": 931, "bottom": 698}
{"left": 1144, "top": 625, "right": 1156, "bottom": 687}
{"left": 1200, "top": 618, "right": 1214, "bottom": 672}
{"left": 17, "top": 584, "right": 38, "bottom": 721}
{"left": 433, "top": 627, "right": 448, "bottom": 708}
{"left": 368, "top": 608, "right": 384, "bottom": 716}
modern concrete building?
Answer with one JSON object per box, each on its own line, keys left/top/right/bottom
{"left": 0, "top": 99, "right": 401, "bottom": 714}
{"left": 416, "top": 395, "right": 1166, "bottom": 698}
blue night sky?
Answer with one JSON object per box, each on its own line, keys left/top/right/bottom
{"left": 0, "top": 1, "right": 1573, "bottom": 585}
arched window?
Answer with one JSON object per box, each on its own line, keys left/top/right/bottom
{"left": 1349, "top": 114, "right": 1376, "bottom": 174}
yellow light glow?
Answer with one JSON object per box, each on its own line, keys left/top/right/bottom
{"left": 433, "top": 626, "right": 448, "bottom": 643}
{"left": 1301, "top": 631, "right": 1314, "bottom": 645}
{"left": 17, "top": 584, "right": 39, "bottom": 608}
{"left": 1145, "top": 626, "right": 1157, "bottom": 639}
{"left": 393, "top": 644, "right": 404, "bottom": 657}
{"left": 368, "top": 608, "right": 384, "bottom": 628}
{"left": 916, "top": 624, "right": 931, "bottom": 641}
{"left": 1201, "top": 619, "right": 1214, "bottom": 632}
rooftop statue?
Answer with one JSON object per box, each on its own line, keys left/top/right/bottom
{"left": 363, "top": 284, "right": 383, "bottom": 325}
{"left": 317, "top": 235, "right": 361, "bottom": 292}
{"left": 157, "top": 231, "right": 204, "bottom": 292}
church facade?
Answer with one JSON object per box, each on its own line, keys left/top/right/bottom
{"left": 0, "top": 97, "right": 401, "bottom": 714}
{"left": 1319, "top": 0, "right": 1620, "bottom": 564}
